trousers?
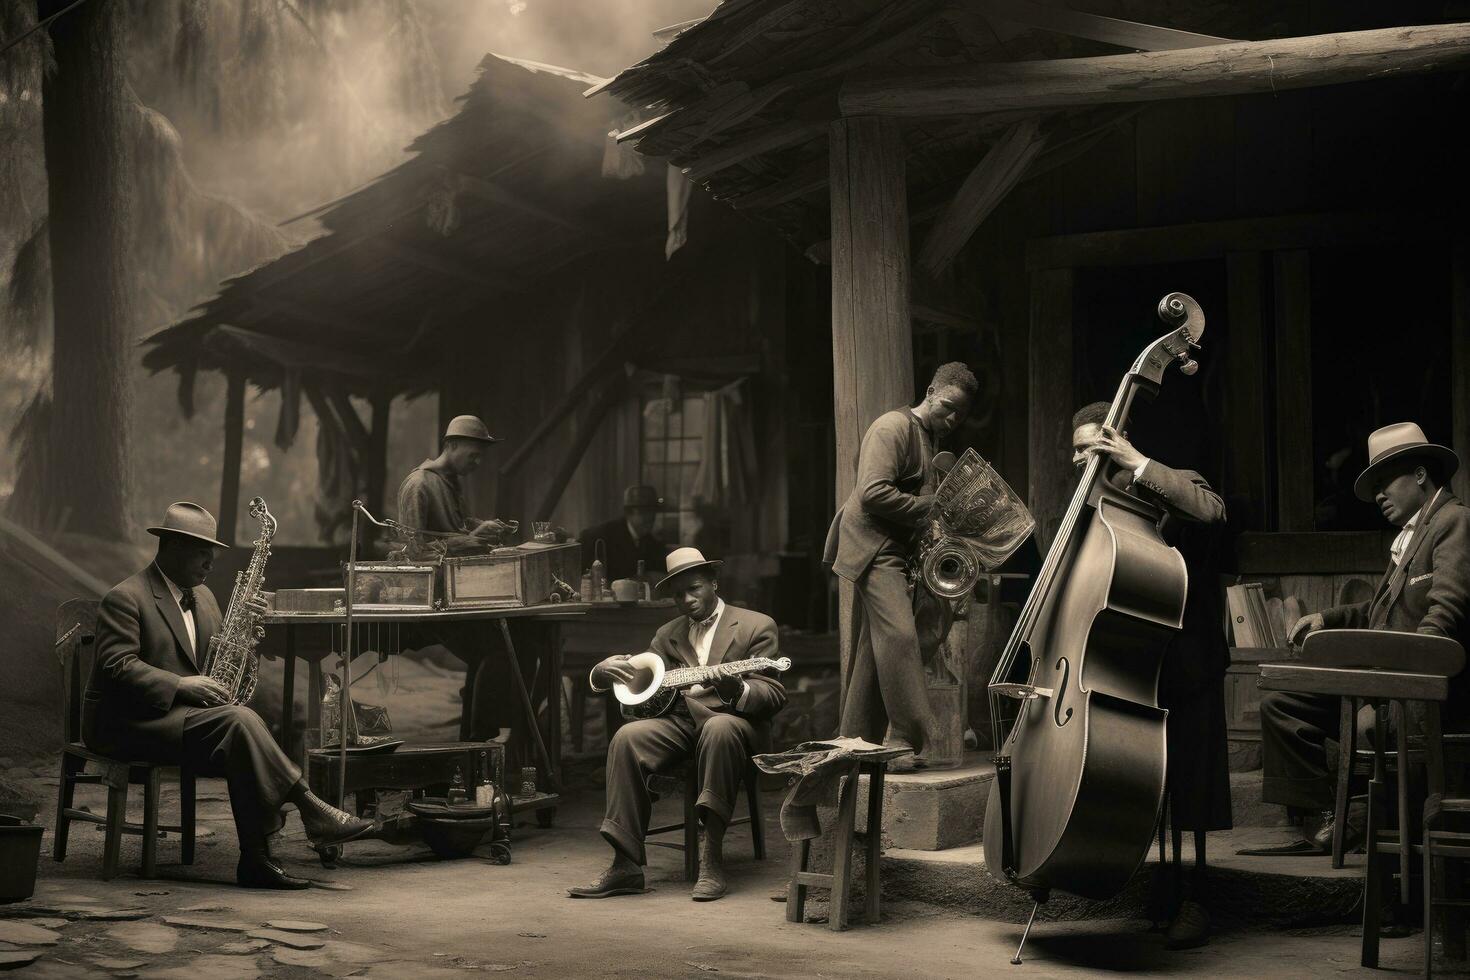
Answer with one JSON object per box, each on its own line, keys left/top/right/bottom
{"left": 600, "top": 706, "right": 756, "bottom": 865}
{"left": 1260, "top": 691, "right": 1382, "bottom": 810}
{"left": 838, "top": 552, "right": 937, "bottom": 754}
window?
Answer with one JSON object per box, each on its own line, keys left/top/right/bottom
{"left": 640, "top": 392, "right": 705, "bottom": 544}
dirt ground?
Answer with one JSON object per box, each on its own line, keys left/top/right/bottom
{"left": 2, "top": 759, "right": 1459, "bottom": 980}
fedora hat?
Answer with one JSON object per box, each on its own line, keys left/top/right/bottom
{"left": 1354, "top": 422, "right": 1460, "bottom": 502}
{"left": 656, "top": 547, "right": 723, "bottom": 592}
{"left": 443, "top": 415, "right": 501, "bottom": 444}
{"left": 147, "top": 501, "right": 229, "bottom": 549}
{"left": 622, "top": 484, "right": 663, "bottom": 510}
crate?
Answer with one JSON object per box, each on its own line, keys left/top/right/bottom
{"left": 345, "top": 562, "right": 436, "bottom": 611}
{"left": 441, "top": 542, "right": 582, "bottom": 608}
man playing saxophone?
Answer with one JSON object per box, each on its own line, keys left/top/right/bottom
{"left": 84, "top": 501, "right": 374, "bottom": 888}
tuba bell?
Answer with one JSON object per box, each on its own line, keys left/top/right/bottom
{"left": 909, "top": 449, "right": 1036, "bottom": 601}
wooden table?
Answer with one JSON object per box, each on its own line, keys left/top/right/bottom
{"left": 264, "top": 603, "right": 587, "bottom": 804}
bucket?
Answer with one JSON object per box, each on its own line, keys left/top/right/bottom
{"left": 0, "top": 814, "right": 43, "bottom": 903}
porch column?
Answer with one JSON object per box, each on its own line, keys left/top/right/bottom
{"left": 1027, "top": 268, "right": 1073, "bottom": 549}
{"left": 218, "top": 371, "right": 246, "bottom": 547}
{"left": 829, "top": 116, "right": 914, "bottom": 687}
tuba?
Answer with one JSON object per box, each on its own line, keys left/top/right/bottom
{"left": 910, "top": 449, "right": 1035, "bottom": 600}
{"left": 202, "top": 497, "right": 275, "bottom": 704}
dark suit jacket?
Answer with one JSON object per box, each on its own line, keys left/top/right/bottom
{"left": 823, "top": 409, "right": 935, "bottom": 582}
{"left": 648, "top": 605, "right": 787, "bottom": 749}
{"left": 579, "top": 517, "right": 670, "bottom": 583}
{"left": 82, "top": 564, "right": 221, "bottom": 761}
{"left": 1322, "top": 491, "right": 1470, "bottom": 644}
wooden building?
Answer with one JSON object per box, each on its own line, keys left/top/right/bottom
{"left": 143, "top": 53, "right": 836, "bottom": 624}
{"left": 593, "top": 1, "right": 1470, "bottom": 735}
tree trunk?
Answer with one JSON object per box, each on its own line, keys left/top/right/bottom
{"left": 37, "top": 0, "right": 134, "bottom": 537}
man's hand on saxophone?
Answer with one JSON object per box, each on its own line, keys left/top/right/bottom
{"left": 178, "top": 674, "right": 232, "bottom": 708}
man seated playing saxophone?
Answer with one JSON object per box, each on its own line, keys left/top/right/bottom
{"left": 569, "top": 548, "right": 786, "bottom": 902}
{"left": 83, "top": 501, "right": 374, "bottom": 889}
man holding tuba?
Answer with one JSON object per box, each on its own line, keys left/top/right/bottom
{"left": 824, "top": 362, "right": 979, "bottom": 770}
{"left": 84, "top": 502, "right": 374, "bottom": 888}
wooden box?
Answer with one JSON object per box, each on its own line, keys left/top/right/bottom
{"left": 441, "top": 542, "right": 582, "bottom": 609}
{"left": 345, "top": 562, "right": 437, "bottom": 611}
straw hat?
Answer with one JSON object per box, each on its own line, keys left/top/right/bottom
{"left": 656, "top": 547, "right": 723, "bottom": 592}
{"left": 146, "top": 502, "right": 229, "bottom": 549}
{"left": 1354, "top": 422, "right": 1459, "bottom": 502}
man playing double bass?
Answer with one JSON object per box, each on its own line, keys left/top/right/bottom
{"left": 1071, "top": 402, "right": 1232, "bottom": 950}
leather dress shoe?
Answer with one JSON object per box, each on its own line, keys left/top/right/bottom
{"left": 300, "top": 800, "right": 376, "bottom": 848}
{"left": 237, "top": 854, "right": 310, "bottom": 890}
{"left": 567, "top": 864, "right": 646, "bottom": 899}
{"left": 1164, "top": 899, "right": 1210, "bottom": 950}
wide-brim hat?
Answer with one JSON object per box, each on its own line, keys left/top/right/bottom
{"left": 146, "top": 501, "right": 229, "bottom": 549}
{"left": 443, "top": 415, "right": 501, "bottom": 444}
{"left": 1353, "top": 422, "right": 1460, "bottom": 502}
{"left": 622, "top": 484, "right": 664, "bottom": 510}
{"left": 656, "top": 547, "right": 723, "bottom": 592}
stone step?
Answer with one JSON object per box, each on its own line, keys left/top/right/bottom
{"left": 855, "top": 752, "right": 995, "bottom": 851}
{"left": 879, "top": 827, "right": 1362, "bottom": 928}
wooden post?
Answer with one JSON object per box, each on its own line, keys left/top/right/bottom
{"left": 219, "top": 372, "right": 246, "bottom": 547}
{"left": 1454, "top": 238, "right": 1470, "bottom": 504}
{"left": 1027, "top": 267, "right": 1073, "bottom": 549}
{"left": 1225, "top": 252, "right": 1270, "bottom": 529}
{"left": 365, "top": 393, "right": 391, "bottom": 546}
{"left": 1273, "top": 250, "right": 1313, "bottom": 531}
{"left": 830, "top": 116, "right": 915, "bottom": 689}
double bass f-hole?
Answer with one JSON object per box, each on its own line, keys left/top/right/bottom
{"left": 1052, "top": 657, "right": 1073, "bottom": 727}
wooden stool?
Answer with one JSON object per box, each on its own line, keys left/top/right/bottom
{"left": 645, "top": 759, "right": 765, "bottom": 882}
{"left": 52, "top": 599, "right": 196, "bottom": 880}
{"left": 1261, "top": 629, "right": 1465, "bottom": 969}
{"left": 786, "top": 757, "right": 888, "bottom": 932}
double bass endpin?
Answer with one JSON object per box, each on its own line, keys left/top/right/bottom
{"left": 1012, "top": 900, "right": 1041, "bottom": 965}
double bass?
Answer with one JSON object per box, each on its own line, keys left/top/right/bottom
{"left": 982, "top": 293, "right": 1205, "bottom": 960}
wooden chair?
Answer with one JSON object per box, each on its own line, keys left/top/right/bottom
{"left": 52, "top": 599, "right": 196, "bottom": 880}
{"left": 645, "top": 759, "right": 765, "bottom": 882}
{"left": 1261, "top": 629, "right": 1465, "bottom": 969}
{"left": 1422, "top": 792, "right": 1470, "bottom": 976}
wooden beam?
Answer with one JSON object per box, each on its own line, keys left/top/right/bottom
{"left": 535, "top": 374, "right": 630, "bottom": 521}
{"left": 976, "top": 0, "right": 1232, "bottom": 50}
{"left": 219, "top": 372, "right": 246, "bottom": 547}
{"left": 1026, "top": 209, "right": 1444, "bottom": 271}
{"left": 841, "top": 23, "right": 1470, "bottom": 117}
{"left": 1027, "top": 267, "right": 1073, "bottom": 549}
{"left": 917, "top": 118, "right": 1047, "bottom": 278}
{"left": 1225, "top": 252, "right": 1271, "bottom": 529}
{"left": 830, "top": 115, "right": 914, "bottom": 692}
{"left": 1455, "top": 237, "right": 1470, "bottom": 504}
{"left": 1273, "top": 250, "right": 1313, "bottom": 532}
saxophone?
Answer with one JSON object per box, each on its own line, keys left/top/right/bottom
{"left": 203, "top": 496, "right": 275, "bottom": 704}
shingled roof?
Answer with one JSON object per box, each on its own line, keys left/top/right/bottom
{"left": 143, "top": 53, "right": 665, "bottom": 400}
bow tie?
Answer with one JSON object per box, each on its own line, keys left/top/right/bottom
{"left": 178, "top": 588, "right": 196, "bottom": 613}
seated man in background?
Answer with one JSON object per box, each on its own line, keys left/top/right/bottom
{"left": 1252, "top": 423, "right": 1470, "bottom": 855}
{"left": 570, "top": 548, "right": 786, "bottom": 903}
{"left": 84, "top": 502, "right": 373, "bottom": 889}
{"left": 579, "top": 484, "right": 671, "bottom": 585}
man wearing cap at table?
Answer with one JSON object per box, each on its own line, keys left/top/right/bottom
{"left": 578, "top": 484, "right": 672, "bottom": 584}
{"left": 84, "top": 502, "right": 374, "bottom": 888}
{"left": 396, "top": 415, "right": 515, "bottom": 556}
{"left": 1247, "top": 423, "right": 1470, "bottom": 857}
{"left": 570, "top": 548, "right": 787, "bottom": 902}
{"left": 395, "top": 414, "right": 524, "bottom": 742}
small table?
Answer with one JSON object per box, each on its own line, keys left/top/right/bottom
{"left": 264, "top": 603, "right": 586, "bottom": 811}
